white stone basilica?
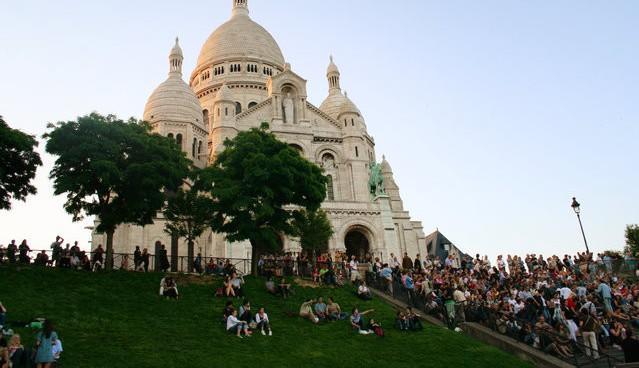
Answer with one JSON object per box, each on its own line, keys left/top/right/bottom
{"left": 92, "top": 0, "right": 429, "bottom": 263}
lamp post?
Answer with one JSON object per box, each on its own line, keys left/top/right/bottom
{"left": 571, "top": 197, "right": 589, "bottom": 254}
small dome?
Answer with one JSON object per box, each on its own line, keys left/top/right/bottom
{"left": 381, "top": 155, "right": 393, "bottom": 174}
{"left": 195, "top": 7, "right": 285, "bottom": 71}
{"left": 170, "top": 37, "right": 183, "bottom": 57}
{"left": 214, "top": 83, "right": 234, "bottom": 103}
{"left": 144, "top": 76, "right": 203, "bottom": 126}
{"left": 337, "top": 93, "right": 361, "bottom": 117}
{"left": 327, "top": 55, "right": 339, "bottom": 75}
{"left": 319, "top": 92, "right": 347, "bottom": 120}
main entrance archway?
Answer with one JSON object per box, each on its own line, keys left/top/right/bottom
{"left": 345, "top": 229, "right": 370, "bottom": 262}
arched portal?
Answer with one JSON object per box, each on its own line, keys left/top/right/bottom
{"left": 345, "top": 228, "right": 370, "bottom": 262}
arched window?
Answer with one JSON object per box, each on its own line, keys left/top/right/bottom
{"left": 351, "top": 118, "right": 354, "bottom": 126}
{"left": 192, "top": 138, "right": 197, "bottom": 158}
{"left": 248, "top": 101, "right": 258, "bottom": 109}
{"left": 217, "top": 108, "right": 220, "bottom": 117}
{"left": 235, "top": 102, "right": 242, "bottom": 115}
{"left": 225, "top": 107, "right": 228, "bottom": 116}
{"left": 176, "top": 134, "right": 183, "bottom": 149}
{"left": 326, "top": 175, "right": 335, "bottom": 201}
{"left": 167, "top": 133, "right": 174, "bottom": 140}
{"left": 203, "top": 109, "right": 209, "bottom": 126}
{"left": 355, "top": 146, "right": 359, "bottom": 157}
{"left": 198, "top": 141, "right": 203, "bottom": 158}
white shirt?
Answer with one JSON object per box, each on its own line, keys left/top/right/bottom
{"left": 52, "top": 339, "right": 63, "bottom": 358}
{"left": 349, "top": 260, "right": 358, "bottom": 270}
{"left": 226, "top": 315, "right": 242, "bottom": 330}
{"left": 255, "top": 312, "right": 269, "bottom": 323}
{"left": 559, "top": 287, "right": 572, "bottom": 300}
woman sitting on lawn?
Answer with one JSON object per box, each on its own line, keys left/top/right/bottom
{"left": 224, "top": 276, "right": 235, "bottom": 297}
{"left": 239, "top": 300, "right": 252, "bottom": 323}
{"left": 163, "top": 277, "right": 179, "bottom": 300}
{"left": 350, "top": 307, "right": 374, "bottom": 331}
{"left": 357, "top": 282, "right": 373, "bottom": 300}
{"left": 255, "top": 308, "right": 273, "bottom": 336}
{"left": 299, "top": 299, "right": 319, "bottom": 323}
{"left": 226, "top": 310, "right": 251, "bottom": 339}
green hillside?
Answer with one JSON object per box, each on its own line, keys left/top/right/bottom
{"left": 0, "top": 266, "right": 531, "bottom": 368}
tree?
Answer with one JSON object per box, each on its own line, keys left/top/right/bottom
{"left": 293, "top": 208, "right": 333, "bottom": 265}
{"left": 625, "top": 224, "right": 639, "bottom": 256}
{"left": 163, "top": 183, "right": 213, "bottom": 272}
{"left": 196, "top": 125, "right": 327, "bottom": 275}
{"left": 0, "top": 116, "right": 42, "bottom": 210}
{"left": 44, "top": 112, "right": 190, "bottom": 270}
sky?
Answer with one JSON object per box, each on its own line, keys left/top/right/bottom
{"left": 0, "top": 0, "right": 637, "bottom": 261}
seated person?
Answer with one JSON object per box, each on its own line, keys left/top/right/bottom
{"left": 406, "top": 307, "right": 423, "bottom": 330}
{"left": 223, "top": 300, "right": 234, "bottom": 322}
{"left": 323, "top": 267, "right": 337, "bottom": 286}
{"left": 238, "top": 300, "right": 252, "bottom": 323}
{"left": 368, "top": 319, "right": 384, "bottom": 337}
{"left": 299, "top": 299, "right": 319, "bottom": 323}
{"left": 357, "top": 282, "right": 373, "bottom": 300}
{"left": 395, "top": 311, "right": 409, "bottom": 330}
{"left": 7, "top": 334, "right": 25, "bottom": 368}
{"left": 312, "top": 267, "right": 320, "bottom": 283}
{"left": 223, "top": 276, "right": 235, "bottom": 298}
{"left": 52, "top": 336, "right": 63, "bottom": 363}
{"left": 327, "top": 297, "right": 347, "bottom": 320}
{"left": 350, "top": 308, "right": 374, "bottom": 331}
{"left": 314, "top": 297, "right": 328, "bottom": 320}
{"left": 230, "top": 273, "right": 244, "bottom": 297}
{"left": 226, "top": 310, "right": 251, "bottom": 338}
{"left": 163, "top": 277, "right": 179, "bottom": 300}
{"left": 255, "top": 308, "right": 272, "bottom": 336}
{"left": 265, "top": 277, "right": 277, "bottom": 295}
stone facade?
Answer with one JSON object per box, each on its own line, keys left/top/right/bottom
{"left": 92, "top": 0, "right": 428, "bottom": 263}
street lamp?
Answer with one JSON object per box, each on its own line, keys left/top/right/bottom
{"left": 571, "top": 197, "right": 589, "bottom": 253}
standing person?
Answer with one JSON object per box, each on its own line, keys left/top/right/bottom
{"left": 621, "top": 329, "right": 639, "bottom": 363}
{"left": 34, "top": 320, "right": 58, "bottom": 368}
{"left": 255, "top": 307, "right": 272, "bottom": 336}
{"left": 142, "top": 248, "right": 150, "bottom": 272}
{"left": 50, "top": 236, "right": 63, "bottom": 267}
{"left": 349, "top": 255, "right": 361, "bottom": 284}
{"left": 133, "top": 246, "right": 142, "bottom": 271}
{"left": 6, "top": 241, "right": 17, "bottom": 264}
{"left": 193, "top": 253, "right": 203, "bottom": 274}
{"left": 579, "top": 311, "right": 600, "bottom": 360}
{"left": 402, "top": 252, "right": 413, "bottom": 270}
{"left": 597, "top": 279, "right": 613, "bottom": 314}
{"left": 18, "top": 240, "right": 30, "bottom": 264}
{"left": 414, "top": 254, "right": 422, "bottom": 273}
{"left": 159, "top": 244, "right": 170, "bottom": 272}
{"left": 92, "top": 244, "right": 104, "bottom": 271}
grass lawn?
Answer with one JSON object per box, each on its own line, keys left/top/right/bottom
{"left": 0, "top": 266, "right": 532, "bottom": 368}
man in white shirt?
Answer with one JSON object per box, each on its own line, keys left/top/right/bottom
{"left": 226, "top": 309, "right": 250, "bottom": 338}
{"left": 255, "top": 307, "right": 272, "bottom": 336}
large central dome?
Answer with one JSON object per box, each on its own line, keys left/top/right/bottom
{"left": 195, "top": 1, "right": 285, "bottom": 72}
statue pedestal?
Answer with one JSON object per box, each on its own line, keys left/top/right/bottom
{"left": 374, "top": 195, "right": 399, "bottom": 262}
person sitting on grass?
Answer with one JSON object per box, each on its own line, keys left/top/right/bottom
{"left": 314, "top": 297, "right": 328, "bottom": 321}
{"left": 7, "top": 334, "right": 25, "bottom": 367}
{"left": 239, "top": 300, "right": 252, "bottom": 323}
{"left": 223, "top": 276, "right": 236, "bottom": 298}
{"left": 350, "top": 307, "right": 374, "bottom": 332}
{"left": 395, "top": 310, "right": 409, "bottom": 331}
{"left": 265, "top": 277, "right": 277, "bottom": 295}
{"left": 223, "top": 300, "right": 235, "bottom": 322}
{"left": 255, "top": 308, "right": 273, "bottom": 336}
{"left": 357, "top": 282, "right": 373, "bottom": 300}
{"left": 226, "top": 310, "right": 251, "bottom": 339}
{"left": 406, "top": 307, "right": 423, "bottom": 331}
{"left": 368, "top": 319, "right": 385, "bottom": 337}
{"left": 161, "top": 277, "right": 179, "bottom": 300}
{"left": 299, "top": 299, "right": 319, "bottom": 324}
{"left": 327, "top": 297, "right": 347, "bottom": 320}
{"left": 231, "top": 272, "right": 244, "bottom": 297}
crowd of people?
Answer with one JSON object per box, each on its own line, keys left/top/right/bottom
{"left": 0, "top": 305, "right": 62, "bottom": 368}
{"left": 367, "top": 251, "right": 639, "bottom": 363}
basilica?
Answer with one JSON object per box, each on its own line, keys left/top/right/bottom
{"left": 92, "top": 0, "right": 437, "bottom": 265}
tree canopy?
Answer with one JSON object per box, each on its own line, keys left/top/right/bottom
{"left": 196, "top": 125, "right": 327, "bottom": 273}
{"left": 0, "top": 116, "right": 42, "bottom": 210}
{"left": 44, "top": 112, "right": 190, "bottom": 268}
{"left": 625, "top": 224, "right": 639, "bottom": 256}
{"left": 293, "top": 208, "right": 333, "bottom": 257}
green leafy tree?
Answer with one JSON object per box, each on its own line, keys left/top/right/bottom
{"left": 196, "top": 125, "right": 327, "bottom": 274}
{"left": 293, "top": 208, "right": 333, "bottom": 266}
{"left": 0, "top": 116, "right": 43, "bottom": 209}
{"left": 163, "top": 183, "right": 213, "bottom": 272}
{"left": 625, "top": 224, "right": 639, "bottom": 256}
{"left": 44, "top": 112, "right": 190, "bottom": 270}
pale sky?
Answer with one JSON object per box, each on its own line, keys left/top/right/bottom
{"left": 0, "top": 0, "right": 637, "bottom": 261}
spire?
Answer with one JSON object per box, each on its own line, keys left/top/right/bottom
{"left": 327, "top": 55, "right": 341, "bottom": 93}
{"left": 232, "top": 0, "right": 249, "bottom": 17}
{"left": 169, "top": 37, "right": 183, "bottom": 76}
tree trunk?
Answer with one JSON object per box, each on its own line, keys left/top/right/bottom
{"left": 250, "top": 239, "right": 259, "bottom": 276}
{"left": 105, "top": 229, "right": 114, "bottom": 271}
{"left": 170, "top": 233, "right": 179, "bottom": 272}
{"left": 187, "top": 240, "right": 194, "bottom": 273}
